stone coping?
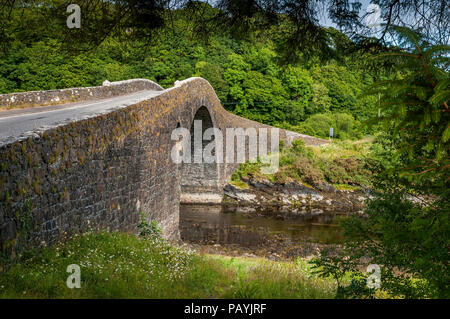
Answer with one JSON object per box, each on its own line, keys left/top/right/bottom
{"left": 0, "top": 79, "right": 164, "bottom": 109}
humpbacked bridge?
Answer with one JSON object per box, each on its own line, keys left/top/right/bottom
{"left": 0, "top": 78, "right": 327, "bottom": 256}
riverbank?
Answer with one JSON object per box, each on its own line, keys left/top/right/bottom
{"left": 223, "top": 180, "right": 367, "bottom": 216}
{"left": 0, "top": 231, "right": 336, "bottom": 298}
{"left": 225, "top": 138, "right": 375, "bottom": 216}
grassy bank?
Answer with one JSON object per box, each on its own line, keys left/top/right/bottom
{"left": 0, "top": 231, "right": 336, "bottom": 299}
{"left": 231, "top": 138, "right": 375, "bottom": 190}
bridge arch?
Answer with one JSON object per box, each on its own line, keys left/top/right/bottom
{"left": 179, "top": 105, "right": 223, "bottom": 204}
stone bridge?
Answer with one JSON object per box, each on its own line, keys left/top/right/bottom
{"left": 0, "top": 78, "right": 327, "bottom": 256}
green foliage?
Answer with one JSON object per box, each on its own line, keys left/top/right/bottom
{"left": 231, "top": 159, "right": 265, "bottom": 181}
{"left": 286, "top": 112, "right": 362, "bottom": 140}
{"left": 364, "top": 26, "right": 450, "bottom": 185}
{"left": 312, "top": 192, "right": 450, "bottom": 298}
{"left": 369, "top": 131, "right": 404, "bottom": 172}
{"left": 312, "top": 27, "right": 450, "bottom": 299}
{"left": 291, "top": 139, "right": 306, "bottom": 155}
{"left": 309, "top": 61, "right": 378, "bottom": 121}
{"left": 310, "top": 83, "right": 332, "bottom": 114}
{"left": 137, "top": 212, "right": 161, "bottom": 239}
{"left": 0, "top": 5, "right": 382, "bottom": 137}
{"left": 194, "top": 61, "right": 228, "bottom": 101}
{"left": 232, "top": 139, "right": 374, "bottom": 189}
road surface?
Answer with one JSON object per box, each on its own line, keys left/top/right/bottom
{"left": 0, "top": 90, "right": 165, "bottom": 146}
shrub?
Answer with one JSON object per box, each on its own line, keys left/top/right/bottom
{"left": 291, "top": 139, "right": 306, "bottom": 155}
{"left": 303, "top": 113, "right": 334, "bottom": 138}
{"left": 321, "top": 157, "right": 371, "bottom": 186}
{"left": 322, "top": 162, "right": 349, "bottom": 184}
{"left": 292, "top": 159, "right": 324, "bottom": 186}
{"left": 138, "top": 212, "right": 162, "bottom": 239}
{"left": 296, "top": 123, "right": 316, "bottom": 136}
{"left": 292, "top": 112, "right": 361, "bottom": 140}
{"left": 232, "top": 138, "right": 373, "bottom": 189}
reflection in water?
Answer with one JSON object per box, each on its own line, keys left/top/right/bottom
{"left": 180, "top": 204, "right": 345, "bottom": 247}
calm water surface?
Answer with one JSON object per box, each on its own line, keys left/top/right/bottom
{"left": 180, "top": 204, "right": 346, "bottom": 247}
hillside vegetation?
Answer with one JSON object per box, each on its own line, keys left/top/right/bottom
{"left": 231, "top": 138, "right": 375, "bottom": 191}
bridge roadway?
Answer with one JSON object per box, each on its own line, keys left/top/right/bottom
{"left": 0, "top": 89, "right": 165, "bottom": 146}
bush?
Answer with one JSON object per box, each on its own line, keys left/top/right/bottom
{"left": 291, "top": 139, "right": 306, "bottom": 155}
{"left": 233, "top": 137, "right": 373, "bottom": 189}
{"left": 138, "top": 212, "right": 162, "bottom": 239}
{"left": 292, "top": 113, "right": 361, "bottom": 140}
{"left": 296, "top": 123, "right": 316, "bottom": 136}
{"left": 302, "top": 113, "right": 335, "bottom": 138}
{"left": 322, "top": 162, "right": 350, "bottom": 184}
{"left": 292, "top": 160, "right": 324, "bottom": 186}
{"left": 321, "top": 157, "right": 372, "bottom": 186}
{"left": 312, "top": 192, "right": 450, "bottom": 298}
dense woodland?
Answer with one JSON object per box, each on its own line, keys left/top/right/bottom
{"left": 0, "top": 1, "right": 449, "bottom": 299}
{"left": 0, "top": 8, "right": 383, "bottom": 140}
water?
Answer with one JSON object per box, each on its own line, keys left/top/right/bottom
{"left": 180, "top": 204, "right": 345, "bottom": 249}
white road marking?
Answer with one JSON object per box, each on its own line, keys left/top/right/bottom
{"left": 0, "top": 90, "right": 164, "bottom": 121}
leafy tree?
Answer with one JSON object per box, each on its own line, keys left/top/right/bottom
{"left": 282, "top": 66, "right": 313, "bottom": 114}
{"left": 224, "top": 53, "right": 251, "bottom": 108}
{"left": 293, "top": 112, "right": 360, "bottom": 139}
{"left": 310, "top": 83, "right": 332, "bottom": 114}
{"left": 194, "top": 61, "right": 228, "bottom": 101}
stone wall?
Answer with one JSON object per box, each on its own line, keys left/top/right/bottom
{"left": 0, "top": 77, "right": 328, "bottom": 258}
{"left": 0, "top": 79, "right": 164, "bottom": 109}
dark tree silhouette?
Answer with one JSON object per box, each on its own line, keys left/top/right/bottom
{"left": 1, "top": 1, "right": 448, "bottom": 57}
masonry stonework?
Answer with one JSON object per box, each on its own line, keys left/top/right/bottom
{"left": 0, "top": 77, "right": 327, "bottom": 257}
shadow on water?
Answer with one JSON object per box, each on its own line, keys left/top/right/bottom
{"left": 180, "top": 204, "right": 346, "bottom": 248}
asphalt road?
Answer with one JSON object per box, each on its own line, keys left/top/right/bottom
{"left": 0, "top": 90, "right": 165, "bottom": 146}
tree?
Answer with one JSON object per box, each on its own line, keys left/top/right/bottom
{"left": 282, "top": 66, "right": 313, "bottom": 111}
{"left": 312, "top": 26, "right": 450, "bottom": 299}
{"left": 194, "top": 61, "right": 228, "bottom": 101}
{"left": 366, "top": 26, "right": 450, "bottom": 185}
{"left": 2, "top": 1, "right": 448, "bottom": 60}
{"left": 224, "top": 53, "right": 251, "bottom": 109}
{"left": 310, "top": 83, "right": 332, "bottom": 114}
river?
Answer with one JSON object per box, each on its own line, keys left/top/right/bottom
{"left": 180, "top": 204, "right": 346, "bottom": 259}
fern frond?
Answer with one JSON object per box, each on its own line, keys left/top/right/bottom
{"left": 434, "top": 78, "right": 450, "bottom": 92}
{"left": 429, "top": 90, "right": 450, "bottom": 107}
{"left": 423, "top": 45, "right": 450, "bottom": 58}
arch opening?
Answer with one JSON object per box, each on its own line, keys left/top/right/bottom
{"left": 179, "top": 106, "right": 222, "bottom": 204}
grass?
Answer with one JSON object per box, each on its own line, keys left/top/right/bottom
{"left": 0, "top": 231, "right": 337, "bottom": 299}
{"left": 332, "top": 184, "right": 362, "bottom": 191}
{"left": 312, "top": 138, "right": 374, "bottom": 161}
{"left": 214, "top": 256, "right": 336, "bottom": 298}
{"left": 229, "top": 179, "right": 250, "bottom": 189}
